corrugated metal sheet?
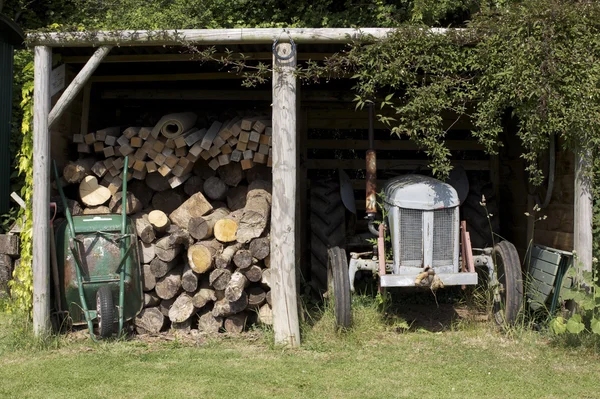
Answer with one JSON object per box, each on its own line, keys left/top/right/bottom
{"left": 0, "top": 40, "right": 14, "bottom": 214}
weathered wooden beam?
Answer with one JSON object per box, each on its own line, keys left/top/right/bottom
{"left": 271, "top": 42, "right": 300, "bottom": 348}
{"left": 91, "top": 72, "right": 256, "bottom": 83}
{"left": 28, "top": 28, "right": 450, "bottom": 47}
{"left": 48, "top": 46, "right": 112, "bottom": 128}
{"left": 305, "top": 159, "right": 490, "bottom": 171}
{"left": 574, "top": 148, "right": 593, "bottom": 272}
{"left": 33, "top": 45, "right": 52, "bottom": 336}
{"left": 62, "top": 52, "right": 333, "bottom": 64}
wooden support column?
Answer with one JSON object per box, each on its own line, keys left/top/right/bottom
{"left": 271, "top": 42, "right": 300, "bottom": 347}
{"left": 48, "top": 45, "right": 112, "bottom": 128}
{"left": 574, "top": 148, "right": 593, "bottom": 272}
{"left": 33, "top": 46, "right": 52, "bottom": 336}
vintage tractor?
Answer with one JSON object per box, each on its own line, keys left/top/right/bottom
{"left": 312, "top": 107, "right": 523, "bottom": 328}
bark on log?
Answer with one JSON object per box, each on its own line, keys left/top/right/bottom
{"left": 145, "top": 172, "right": 171, "bottom": 192}
{"left": 242, "top": 265, "right": 263, "bottom": 283}
{"left": 168, "top": 292, "right": 196, "bottom": 323}
{"left": 148, "top": 209, "right": 171, "bottom": 233}
{"left": 155, "top": 235, "right": 183, "bottom": 262}
{"left": 236, "top": 180, "right": 272, "bottom": 243}
{"left": 152, "top": 190, "right": 184, "bottom": 215}
{"left": 52, "top": 196, "right": 84, "bottom": 217}
{"left": 155, "top": 267, "right": 182, "bottom": 300}
{"left": 203, "top": 176, "right": 228, "bottom": 201}
{"left": 169, "top": 192, "right": 213, "bottom": 228}
{"left": 80, "top": 176, "right": 111, "bottom": 207}
{"left": 249, "top": 237, "right": 270, "bottom": 260}
{"left": 167, "top": 228, "right": 194, "bottom": 248}
{"left": 158, "top": 297, "right": 176, "bottom": 317}
{"left": 225, "top": 271, "right": 249, "bottom": 302}
{"left": 150, "top": 256, "right": 179, "bottom": 279}
{"left": 218, "top": 162, "right": 244, "bottom": 187}
{"left": 187, "top": 240, "right": 223, "bottom": 274}
{"left": 82, "top": 206, "right": 110, "bottom": 215}
{"left": 258, "top": 304, "right": 273, "bottom": 326}
{"left": 138, "top": 241, "right": 156, "bottom": 264}
{"left": 245, "top": 165, "right": 272, "bottom": 184}
{"left": 247, "top": 286, "right": 266, "bottom": 308}
{"left": 226, "top": 185, "right": 247, "bottom": 211}
{"left": 215, "top": 242, "right": 243, "bottom": 269}
{"left": 142, "top": 263, "right": 156, "bottom": 291}
{"left": 183, "top": 175, "right": 204, "bottom": 197}
{"left": 209, "top": 268, "right": 232, "bottom": 291}
{"left": 212, "top": 292, "right": 248, "bottom": 317}
{"left": 181, "top": 262, "right": 199, "bottom": 292}
{"left": 192, "top": 286, "right": 217, "bottom": 309}
{"left": 135, "top": 307, "right": 165, "bottom": 334}
{"left": 197, "top": 309, "right": 223, "bottom": 334}
{"left": 143, "top": 291, "right": 161, "bottom": 307}
{"left": 233, "top": 249, "right": 253, "bottom": 269}
{"left": 224, "top": 312, "right": 247, "bottom": 334}
{"left": 133, "top": 214, "right": 155, "bottom": 244}
{"left": 109, "top": 191, "right": 142, "bottom": 214}
{"left": 171, "top": 319, "right": 192, "bottom": 332}
{"left": 187, "top": 207, "right": 230, "bottom": 241}
{"left": 63, "top": 158, "right": 95, "bottom": 184}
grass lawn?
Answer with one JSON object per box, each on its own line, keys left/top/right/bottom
{"left": 1, "top": 298, "right": 599, "bottom": 399}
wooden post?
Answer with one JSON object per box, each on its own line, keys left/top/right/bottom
{"left": 48, "top": 46, "right": 112, "bottom": 128}
{"left": 33, "top": 46, "right": 52, "bottom": 336}
{"left": 574, "top": 148, "right": 593, "bottom": 272}
{"left": 271, "top": 42, "right": 300, "bottom": 347}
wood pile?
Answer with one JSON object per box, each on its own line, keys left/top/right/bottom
{"left": 58, "top": 112, "right": 275, "bottom": 334}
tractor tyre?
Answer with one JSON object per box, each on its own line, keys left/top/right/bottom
{"left": 309, "top": 179, "right": 346, "bottom": 294}
{"left": 492, "top": 240, "right": 523, "bottom": 326}
{"left": 328, "top": 246, "right": 352, "bottom": 329}
{"left": 96, "top": 286, "right": 115, "bottom": 339}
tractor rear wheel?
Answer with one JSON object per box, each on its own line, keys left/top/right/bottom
{"left": 492, "top": 240, "right": 523, "bottom": 326}
{"left": 327, "top": 246, "right": 351, "bottom": 329}
{"left": 310, "top": 179, "right": 346, "bottom": 294}
{"left": 96, "top": 286, "right": 115, "bottom": 339}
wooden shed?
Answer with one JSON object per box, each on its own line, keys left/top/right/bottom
{"left": 27, "top": 28, "right": 593, "bottom": 343}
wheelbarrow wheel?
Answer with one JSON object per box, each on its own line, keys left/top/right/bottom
{"left": 327, "top": 246, "right": 351, "bottom": 329}
{"left": 96, "top": 286, "right": 114, "bottom": 338}
{"left": 492, "top": 240, "right": 523, "bottom": 326}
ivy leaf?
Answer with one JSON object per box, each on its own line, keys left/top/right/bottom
{"left": 591, "top": 318, "right": 600, "bottom": 335}
{"left": 549, "top": 317, "right": 567, "bottom": 335}
{"left": 566, "top": 315, "right": 585, "bottom": 334}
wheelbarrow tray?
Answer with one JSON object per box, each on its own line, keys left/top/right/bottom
{"left": 55, "top": 214, "right": 143, "bottom": 326}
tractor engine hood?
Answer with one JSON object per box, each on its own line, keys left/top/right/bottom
{"left": 383, "top": 175, "right": 460, "bottom": 210}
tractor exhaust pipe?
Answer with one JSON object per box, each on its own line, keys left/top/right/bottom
{"left": 366, "top": 103, "right": 378, "bottom": 234}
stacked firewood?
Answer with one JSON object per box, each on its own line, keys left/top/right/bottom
{"left": 58, "top": 113, "right": 275, "bottom": 335}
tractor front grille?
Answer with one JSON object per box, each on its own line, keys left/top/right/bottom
{"left": 433, "top": 208, "right": 455, "bottom": 266}
{"left": 399, "top": 208, "right": 423, "bottom": 267}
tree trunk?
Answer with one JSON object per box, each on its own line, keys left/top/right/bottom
{"left": 135, "top": 307, "right": 165, "bottom": 334}
{"left": 155, "top": 267, "right": 182, "bottom": 300}
{"left": 236, "top": 180, "right": 272, "bottom": 243}
{"left": 168, "top": 292, "right": 196, "bottom": 323}
{"left": 215, "top": 242, "right": 243, "bottom": 269}
{"left": 225, "top": 271, "right": 249, "bottom": 302}
{"left": 187, "top": 240, "right": 222, "bottom": 274}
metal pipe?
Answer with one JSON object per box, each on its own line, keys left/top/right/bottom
{"left": 366, "top": 103, "right": 377, "bottom": 216}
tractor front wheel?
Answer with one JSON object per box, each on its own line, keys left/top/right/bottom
{"left": 96, "top": 286, "right": 115, "bottom": 339}
{"left": 492, "top": 240, "right": 523, "bottom": 326}
{"left": 327, "top": 246, "right": 352, "bottom": 329}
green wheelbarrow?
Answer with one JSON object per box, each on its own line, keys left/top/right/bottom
{"left": 53, "top": 157, "right": 143, "bottom": 340}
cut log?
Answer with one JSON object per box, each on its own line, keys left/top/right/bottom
{"left": 181, "top": 262, "right": 199, "bottom": 292}
{"left": 169, "top": 192, "right": 213, "bottom": 228}
{"left": 109, "top": 191, "right": 142, "bottom": 214}
{"left": 203, "top": 176, "right": 228, "bottom": 201}
{"left": 258, "top": 304, "right": 273, "bottom": 326}
{"left": 247, "top": 286, "right": 266, "bottom": 308}
{"left": 197, "top": 309, "right": 223, "bottom": 334}
{"left": 215, "top": 242, "right": 243, "bottom": 269}
{"left": 192, "top": 159, "right": 216, "bottom": 179}
{"left": 139, "top": 241, "right": 156, "bottom": 264}
{"left": 52, "top": 196, "right": 83, "bottom": 217}
{"left": 245, "top": 165, "right": 272, "bottom": 183}
{"left": 128, "top": 180, "right": 153, "bottom": 209}
{"left": 155, "top": 267, "right": 182, "bottom": 300}
{"left": 226, "top": 185, "right": 248, "bottom": 211}
{"left": 150, "top": 257, "right": 179, "bottom": 279}
{"left": 91, "top": 161, "right": 107, "bottom": 178}
{"left": 212, "top": 292, "right": 248, "bottom": 317}
{"left": 152, "top": 190, "right": 184, "bottom": 215}
{"left": 148, "top": 210, "right": 171, "bottom": 233}
{"left": 236, "top": 180, "right": 272, "bottom": 243}
{"left": 171, "top": 319, "right": 192, "bottom": 332}
{"left": 264, "top": 254, "right": 270, "bottom": 268}
{"left": 142, "top": 263, "right": 156, "bottom": 291}
{"left": 213, "top": 218, "right": 238, "bottom": 243}
{"left": 135, "top": 307, "right": 165, "bottom": 334}
{"left": 187, "top": 207, "right": 230, "bottom": 241}
{"left": 209, "top": 268, "right": 232, "bottom": 291}
{"left": 188, "top": 240, "right": 223, "bottom": 274}
{"left": 144, "top": 291, "right": 160, "bottom": 307}
{"left": 79, "top": 176, "right": 111, "bottom": 207}
{"left": 266, "top": 290, "right": 272, "bottom": 306}
{"left": 168, "top": 292, "right": 195, "bottom": 323}
{"left": 242, "top": 265, "right": 263, "bottom": 283}
{"left": 145, "top": 172, "right": 171, "bottom": 192}
{"left": 192, "top": 286, "right": 217, "bottom": 309}
{"left": 133, "top": 214, "right": 155, "bottom": 244}
{"left": 63, "top": 158, "right": 95, "bottom": 184}
{"left": 225, "top": 271, "right": 249, "bottom": 302}
{"left": 233, "top": 249, "right": 253, "bottom": 269}
{"left": 154, "top": 235, "right": 183, "bottom": 263}
{"left": 261, "top": 268, "right": 272, "bottom": 288}
{"left": 224, "top": 312, "right": 248, "bottom": 334}
{"left": 82, "top": 206, "right": 110, "bottom": 215}
{"left": 183, "top": 175, "right": 204, "bottom": 197}
{"left": 158, "top": 297, "right": 176, "bottom": 317}
{"left": 249, "top": 237, "right": 270, "bottom": 260}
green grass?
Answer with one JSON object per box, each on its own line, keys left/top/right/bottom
{"left": 1, "top": 297, "right": 599, "bottom": 399}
